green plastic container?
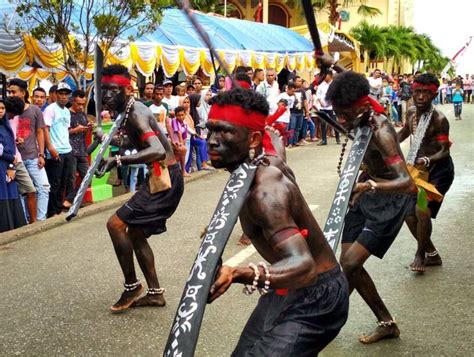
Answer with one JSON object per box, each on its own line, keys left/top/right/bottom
{"left": 90, "top": 121, "right": 113, "bottom": 202}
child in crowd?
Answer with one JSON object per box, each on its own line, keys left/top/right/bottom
{"left": 380, "top": 78, "right": 393, "bottom": 119}
{"left": 171, "top": 106, "right": 190, "bottom": 177}
{"left": 276, "top": 83, "right": 296, "bottom": 147}
{"left": 452, "top": 82, "right": 464, "bottom": 120}
{"left": 445, "top": 81, "right": 453, "bottom": 104}
{"left": 272, "top": 99, "right": 290, "bottom": 145}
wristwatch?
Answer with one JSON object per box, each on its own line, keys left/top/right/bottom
{"left": 39, "top": 153, "right": 45, "bottom": 158}
{"left": 8, "top": 163, "right": 16, "bottom": 170}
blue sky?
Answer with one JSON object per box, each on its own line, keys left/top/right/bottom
{"left": 414, "top": 0, "right": 473, "bottom": 75}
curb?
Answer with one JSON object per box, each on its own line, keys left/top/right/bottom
{"left": 0, "top": 169, "right": 221, "bottom": 247}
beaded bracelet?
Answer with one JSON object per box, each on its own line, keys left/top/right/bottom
{"left": 115, "top": 154, "right": 122, "bottom": 167}
{"left": 258, "top": 261, "right": 271, "bottom": 295}
{"left": 422, "top": 156, "right": 430, "bottom": 167}
{"left": 243, "top": 263, "right": 260, "bottom": 295}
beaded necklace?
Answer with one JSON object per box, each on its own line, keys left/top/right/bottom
{"left": 336, "top": 110, "right": 376, "bottom": 176}
{"left": 336, "top": 136, "right": 350, "bottom": 176}
{"left": 406, "top": 106, "right": 434, "bottom": 165}
{"left": 117, "top": 96, "right": 135, "bottom": 148}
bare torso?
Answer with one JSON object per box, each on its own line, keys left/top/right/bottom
{"left": 124, "top": 102, "right": 176, "bottom": 165}
{"left": 239, "top": 155, "right": 338, "bottom": 278}
{"left": 405, "top": 107, "right": 450, "bottom": 158}
{"left": 362, "top": 115, "right": 405, "bottom": 180}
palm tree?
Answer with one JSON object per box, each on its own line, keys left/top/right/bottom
{"left": 350, "top": 21, "right": 384, "bottom": 72}
{"left": 189, "top": 0, "right": 235, "bottom": 15}
{"left": 351, "top": 22, "right": 447, "bottom": 75}
{"left": 312, "top": 0, "right": 382, "bottom": 26}
{"left": 380, "top": 25, "right": 416, "bottom": 73}
{"left": 410, "top": 33, "right": 441, "bottom": 72}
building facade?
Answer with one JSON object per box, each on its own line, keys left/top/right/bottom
{"left": 227, "top": 0, "right": 414, "bottom": 30}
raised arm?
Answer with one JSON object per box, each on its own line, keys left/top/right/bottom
{"left": 315, "top": 53, "right": 347, "bottom": 74}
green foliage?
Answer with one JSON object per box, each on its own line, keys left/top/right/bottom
{"left": 312, "top": 0, "right": 381, "bottom": 25}
{"left": 188, "top": 0, "right": 236, "bottom": 15}
{"left": 350, "top": 21, "right": 446, "bottom": 74}
{"left": 12, "top": 0, "right": 172, "bottom": 88}
{"left": 356, "top": 4, "right": 382, "bottom": 18}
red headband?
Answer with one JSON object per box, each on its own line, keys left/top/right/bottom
{"left": 411, "top": 82, "right": 438, "bottom": 94}
{"left": 208, "top": 104, "right": 276, "bottom": 155}
{"left": 209, "top": 105, "right": 266, "bottom": 131}
{"left": 353, "top": 95, "right": 385, "bottom": 114}
{"left": 102, "top": 75, "right": 131, "bottom": 87}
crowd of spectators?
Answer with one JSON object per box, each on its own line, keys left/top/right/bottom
{"left": 1, "top": 79, "right": 93, "bottom": 232}
{"left": 0, "top": 66, "right": 456, "bottom": 233}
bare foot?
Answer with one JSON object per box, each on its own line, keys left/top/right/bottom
{"left": 183, "top": 172, "right": 191, "bottom": 177}
{"left": 358, "top": 324, "right": 400, "bottom": 344}
{"left": 62, "top": 200, "right": 72, "bottom": 209}
{"left": 237, "top": 234, "right": 252, "bottom": 246}
{"left": 110, "top": 284, "right": 144, "bottom": 313}
{"left": 410, "top": 253, "right": 425, "bottom": 273}
{"left": 425, "top": 251, "right": 442, "bottom": 266}
{"left": 131, "top": 293, "right": 166, "bottom": 307}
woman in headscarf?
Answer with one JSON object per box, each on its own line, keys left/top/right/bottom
{"left": 210, "top": 75, "right": 226, "bottom": 94}
{"left": 0, "top": 98, "right": 27, "bottom": 232}
{"left": 198, "top": 89, "right": 212, "bottom": 132}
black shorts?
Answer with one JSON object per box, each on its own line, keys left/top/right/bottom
{"left": 342, "top": 191, "right": 416, "bottom": 258}
{"left": 428, "top": 156, "right": 454, "bottom": 218}
{"left": 232, "top": 266, "right": 349, "bottom": 357}
{"left": 116, "top": 163, "right": 184, "bottom": 238}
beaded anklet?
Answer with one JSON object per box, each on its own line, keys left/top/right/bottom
{"left": 426, "top": 250, "right": 439, "bottom": 257}
{"left": 377, "top": 320, "right": 397, "bottom": 328}
{"left": 148, "top": 288, "right": 165, "bottom": 295}
{"left": 124, "top": 281, "right": 141, "bottom": 292}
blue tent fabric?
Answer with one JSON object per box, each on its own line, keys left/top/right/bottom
{"left": 139, "top": 9, "right": 313, "bottom": 53}
{"left": 1, "top": 2, "right": 312, "bottom": 53}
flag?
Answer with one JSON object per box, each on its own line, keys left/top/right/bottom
{"left": 254, "top": 0, "right": 263, "bottom": 22}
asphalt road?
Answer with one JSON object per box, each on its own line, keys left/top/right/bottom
{"left": 1, "top": 104, "right": 473, "bottom": 356}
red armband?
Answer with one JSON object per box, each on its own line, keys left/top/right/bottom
{"left": 436, "top": 134, "right": 449, "bottom": 142}
{"left": 141, "top": 131, "right": 163, "bottom": 176}
{"left": 272, "top": 227, "right": 308, "bottom": 297}
{"left": 384, "top": 155, "right": 403, "bottom": 166}
{"left": 140, "top": 131, "right": 160, "bottom": 143}
{"left": 271, "top": 227, "right": 309, "bottom": 245}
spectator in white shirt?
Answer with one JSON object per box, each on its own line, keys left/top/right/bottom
{"left": 368, "top": 69, "right": 383, "bottom": 99}
{"left": 256, "top": 68, "right": 280, "bottom": 114}
{"left": 315, "top": 72, "right": 340, "bottom": 145}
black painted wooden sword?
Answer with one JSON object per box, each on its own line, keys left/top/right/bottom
{"left": 66, "top": 44, "right": 120, "bottom": 221}
{"left": 301, "top": 0, "right": 329, "bottom": 84}
{"left": 323, "top": 126, "right": 373, "bottom": 252}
